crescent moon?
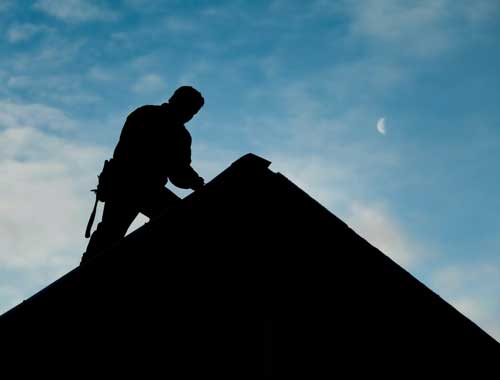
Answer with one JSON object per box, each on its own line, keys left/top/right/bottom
{"left": 377, "top": 118, "right": 386, "bottom": 135}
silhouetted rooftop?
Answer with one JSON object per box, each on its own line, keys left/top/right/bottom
{"left": 0, "top": 153, "right": 498, "bottom": 375}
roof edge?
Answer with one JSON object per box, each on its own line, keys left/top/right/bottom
{"left": 230, "top": 153, "right": 272, "bottom": 170}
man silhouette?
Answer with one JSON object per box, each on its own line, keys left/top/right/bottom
{"left": 81, "top": 86, "right": 205, "bottom": 264}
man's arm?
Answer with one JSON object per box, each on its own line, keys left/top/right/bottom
{"left": 169, "top": 165, "right": 204, "bottom": 190}
{"left": 168, "top": 128, "right": 204, "bottom": 190}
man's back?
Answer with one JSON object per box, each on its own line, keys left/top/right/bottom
{"left": 112, "top": 103, "right": 193, "bottom": 189}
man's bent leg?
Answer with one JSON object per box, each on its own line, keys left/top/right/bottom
{"left": 82, "top": 198, "right": 138, "bottom": 264}
{"left": 140, "top": 187, "right": 181, "bottom": 220}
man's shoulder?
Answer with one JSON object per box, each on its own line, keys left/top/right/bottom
{"left": 128, "top": 104, "right": 161, "bottom": 119}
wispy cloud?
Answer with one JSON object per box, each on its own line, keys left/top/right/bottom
{"left": 344, "top": 0, "right": 500, "bottom": 59}
{"left": 0, "top": 0, "right": 12, "bottom": 12}
{"left": 266, "top": 139, "right": 500, "bottom": 340}
{"left": 0, "top": 127, "right": 100, "bottom": 269}
{"left": 88, "top": 66, "right": 114, "bottom": 82}
{"left": 0, "top": 0, "right": 497, "bottom": 343}
{"left": 267, "top": 153, "right": 346, "bottom": 208}
{"left": 0, "top": 101, "right": 106, "bottom": 312}
{"left": 123, "top": 0, "right": 161, "bottom": 12}
{"left": 164, "top": 16, "right": 197, "bottom": 33}
{"left": 132, "top": 74, "right": 166, "bottom": 95}
{"left": 6, "top": 75, "right": 32, "bottom": 89}
{"left": 4, "top": 74, "right": 101, "bottom": 106}
{"left": 0, "top": 101, "right": 235, "bottom": 313}
{"left": 431, "top": 263, "right": 500, "bottom": 341}
{"left": 33, "top": 0, "right": 118, "bottom": 23}
{"left": 0, "top": 285, "right": 24, "bottom": 312}
{"left": 6, "top": 23, "right": 51, "bottom": 43}
{"left": 5, "top": 36, "right": 87, "bottom": 72}
{"left": 459, "top": 0, "right": 500, "bottom": 24}
{"left": 0, "top": 101, "right": 79, "bottom": 131}
{"left": 346, "top": 0, "right": 454, "bottom": 58}
{"left": 266, "top": 151, "right": 421, "bottom": 269}
{"left": 347, "top": 202, "right": 422, "bottom": 268}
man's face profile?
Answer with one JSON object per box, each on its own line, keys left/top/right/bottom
{"left": 171, "top": 101, "right": 202, "bottom": 124}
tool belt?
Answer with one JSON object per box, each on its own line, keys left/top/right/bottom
{"left": 85, "top": 159, "right": 115, "bottom": 238}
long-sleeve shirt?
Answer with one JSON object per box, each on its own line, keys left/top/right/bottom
{"left": 111, "top": 103, "right": 202, "bottom": 192}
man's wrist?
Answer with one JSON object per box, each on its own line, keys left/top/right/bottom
{"left": 192, "top": 177, "right": 204, "bottom": 190}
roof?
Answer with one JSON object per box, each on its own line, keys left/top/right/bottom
{"left": 0, "top": 153, "right": 498, "bottom": 375}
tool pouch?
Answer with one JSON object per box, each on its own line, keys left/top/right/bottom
{"left": 85, "top": 159, "right": 114, "bottom": 238}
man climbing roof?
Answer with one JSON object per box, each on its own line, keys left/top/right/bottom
{"left": 81, "top": 86, "right": 205, "bottom": 264}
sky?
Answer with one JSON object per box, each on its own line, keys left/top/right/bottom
{"left": 0, "top": 0, "right": 499, "bottom": 340}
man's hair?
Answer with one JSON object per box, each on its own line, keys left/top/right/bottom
{"left": 169, "top": 86, "right": 204, "bottom": 109}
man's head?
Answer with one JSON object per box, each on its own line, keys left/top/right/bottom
{"left": 168, "top": 86, "right": 204, "bottom": 123}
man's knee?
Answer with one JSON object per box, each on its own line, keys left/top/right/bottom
{"left": 140, "top": 187, "right": 181, "bottom": 219}
{"left": 86, "top": 221, "right": 127, "bottom": 252}
{"left": 96, "top": 220, "right": 129, "bottom": 241}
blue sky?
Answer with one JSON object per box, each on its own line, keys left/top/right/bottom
{"left": 0, "top": 0, "right": 499, "bottom": 340}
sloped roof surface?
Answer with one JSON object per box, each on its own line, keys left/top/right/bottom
{"left": 0, "top": 153, "right": 498, "bottom": 375}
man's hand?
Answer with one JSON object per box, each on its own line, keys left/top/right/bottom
{"left": 191, "top": 176, "right": 205, "bottom": 191}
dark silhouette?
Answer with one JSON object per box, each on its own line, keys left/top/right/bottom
{"left": 0, "top": 153, "right": 498, "bottom": 375}
{"left": 82, "top": 86, "right": 205, "bottom": 264}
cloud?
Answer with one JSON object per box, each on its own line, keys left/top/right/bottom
{"left": 376, "top": 117, "right": 386, "bottom": 135}
{"left": 132, "top": 74, "right": 166, "bottom": 94}
{"left": 0, "top": 101, "right": 108, "bottom": 312}
{"left": 452, "top": 296, "right": 500, "bottom": 342}
{"left": 270, "top": 146, "right": 500, "bottom": 342}
{"left": 0, "top": 132, "right": 98, "bottom": 269}
{"left": 343, "top": 0, "right": 499, "bottom": 59}
{"left": 6, "top": 75, "right": 32, "bottom": 88}
{"left": 0, "top": 125, "right": 106, "bottom": 270}
{"left": 346, "top": 0, "right": 453, "bottom": 57}
{"left": 0, "top": 126, "right": 104, "bottom": 302}
{"left": 6, "top": 23, "right": 51, "bottom": 43}
{"left": 164, "top": 16, "right": 197, "bottom": 33}
{"left": 5, "top": 35, "right": 86, "bottom": 71}
{"left": 33, "top": 0, "right": 118, "bottom": 23}
{"left": 432, "top": 264, "right": 500, "bottom": 299}
{"left": 267, "top": 153, "right": 347, "bottom": 208}
{"left": 266, "top": 151, "right": 421, "bottom": 269}
{"left": 241, "top": 77, "right": 416, "bottom": 267}
{"left": 123, "top": 0, "right": 160, "bottom": 11}
{"left": 0, "top": 284, "right": 24, "bottom": 311}
{"left": 431, "top": 263, "right": 500, "bottom": 341}
{"left": 0, "top": 0, "right": 12, "bottom": 12}
{"left": 0, "top": 99, "right": 239, "bottom": 313}
{"left": 88, "top": 66, "right": 114, "bottom": 82}
{"left": 459, "top": 1, "right": 500, "bottom": 23}
{"left": 0, "top": 101, "right": 79, "bottom": 131}
{"left": 4, "top": 74, "right": 101, "bottom": 105}
{"left": 346, "top": 202, "right": 422, "bottom": 268}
